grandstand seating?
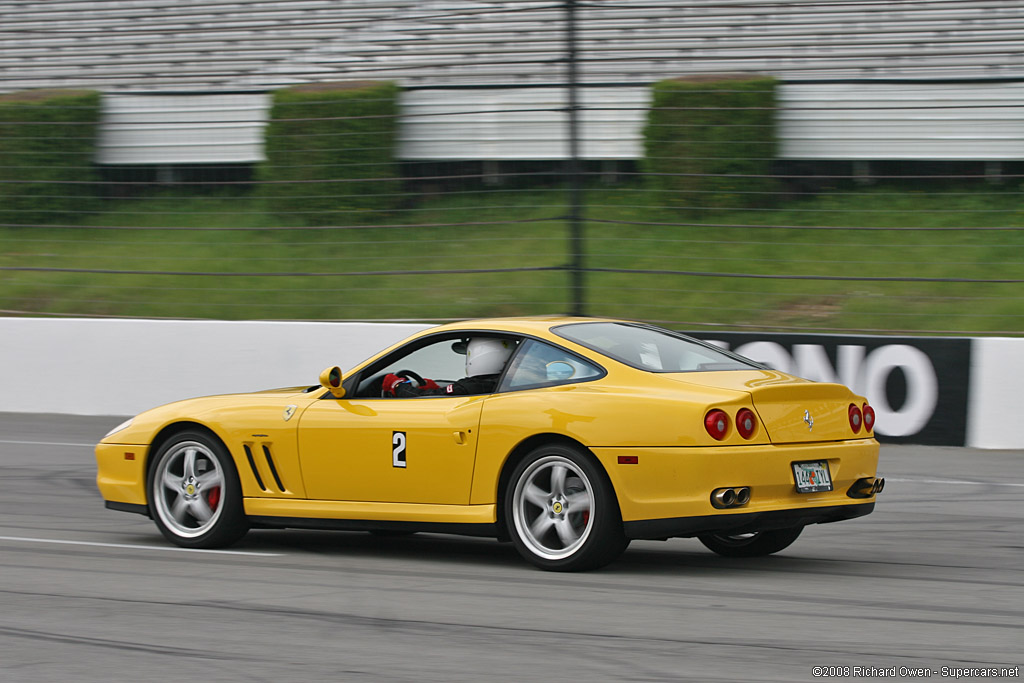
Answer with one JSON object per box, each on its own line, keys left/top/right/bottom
{"left": 3, "top": 0, "right": 1023, "bottom": 91}
{"left": 3, "top": 0, "right": 1023, "bottom": 163}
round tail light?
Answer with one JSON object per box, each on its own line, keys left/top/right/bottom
{"left": 704, "top": 409, "right": 729, "bottom": 440}
{"left": 848, "top": 404, "right": 863, "bottom": 433}
{"left": 863, "top": 404, "right": 875, "bottom": 432}
{"left": 736, "top": 408, "right": 757, "bottom": 439}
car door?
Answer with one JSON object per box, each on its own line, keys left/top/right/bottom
{"left": 297, "top": 395, "right": 484, "bottom": 504}
{"left": 296, "top": 333, "right": 505, "bottom": 504}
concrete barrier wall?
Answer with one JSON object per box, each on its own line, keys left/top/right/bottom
{"left": 1, "top": 318, "right": 1020, "bottom": 449}
{"left": 0, "top": 318, "right": 430, "bottom": 417}
{"left": 967, "top": 338, "right": 1024, "bottom": 450}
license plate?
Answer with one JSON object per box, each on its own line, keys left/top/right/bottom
{"left": 792, "top": 461, "right": 833, "bottom": 493}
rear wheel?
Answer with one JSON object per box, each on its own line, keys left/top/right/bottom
{"left": 148, "top": 430, "right": 249, "bottom": 549}
{"left": 506, "top": 444, "right": 627, "bottom": 571}
{"left": 698, "top": 527, "right": 804, "bottom": 558}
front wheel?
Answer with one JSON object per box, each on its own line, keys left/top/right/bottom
{"left": 147, "top": 430, "right": 249, "bottom": 549}
{"left": 698, "top": 526, "right": 804, "bottom": 558}
{"left": 505, "top": 444, "right": 627, "bottom": 571}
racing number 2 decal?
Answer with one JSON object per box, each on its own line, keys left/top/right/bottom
{"left": 393, "top": 431, "right": 407, "bottom": 468}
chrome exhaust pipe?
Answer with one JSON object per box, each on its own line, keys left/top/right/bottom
{"left": 713, "top": 488, "right": 737, "bottom": 508}
{"left": 711, "top": 487, "right": 750, "bottom": 509}
{"left": 735, "top": 486, "right": 751, "bottom": 505}
{"left": 848, "top": 477, "right": 884, "bottom": 499}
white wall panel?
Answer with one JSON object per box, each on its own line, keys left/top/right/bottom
{"left": 97, "top": 92, "right": 272, "bottom": 164}
{"left": 778, "top": 82, "right": 1024, "bottom": 160}
{"left": 94, "top": 83, "right": 1024, "bottom": 165}
{"left": 397, "top": 87, "right": 650, "bottom": 160}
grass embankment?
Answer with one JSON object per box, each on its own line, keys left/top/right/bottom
{"left": 1, "top": 186, "right": 1022, "bottom": 334}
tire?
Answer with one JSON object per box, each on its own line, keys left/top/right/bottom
{"left": 147, "top": 430, "right": 249, "bottom": 549}
{"left": 505, "top": 443, "right": 628, "bottom": 571}
{"left": 698, "top": 526, "right": 804, "bottom": 558}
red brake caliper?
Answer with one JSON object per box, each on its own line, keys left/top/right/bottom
{"left": 207, "top": 486, "right": 221, "bottom": 510}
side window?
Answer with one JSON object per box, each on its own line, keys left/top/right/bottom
{"left": 501, "top": 340, "right": 602, "bottom": 391}
{"left": 353, "top": 334, "right": 521, "bottom": 398}
{"left": 355, "top": 337, "right": 469, "bottom": 398}
{"left": 378, "top": 339, "right": 469, "bottom": 381}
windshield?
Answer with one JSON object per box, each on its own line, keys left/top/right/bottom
{"left": 553, "top": 322, "right": 760, "bottom": 373}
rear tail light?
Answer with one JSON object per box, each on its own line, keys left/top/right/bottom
{"left": 848, "top": 404, "right": 863, "bottom": 433}
{"left": 863, "top": 403, "right": 875, "bottom": 432}
{"left": 736, "top": 408, "right": 757, "bottom": 439}
{"left": 704, "top": 409, "right": 729, "bottom": 440}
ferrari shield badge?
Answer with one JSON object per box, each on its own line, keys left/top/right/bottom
{"left": 282, "top": 405, "right": 297, "bottom": 422}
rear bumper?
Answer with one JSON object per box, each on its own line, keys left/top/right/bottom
{"left": 624, "top": 502, "right": 874, "bottom": 540}
{"left": 593, "top": 439, "right": 880, "bottom": 523}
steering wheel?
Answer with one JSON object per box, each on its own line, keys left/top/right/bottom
{"left": 379, "top": 369, "right": 427, "bottom": 398}
{"left": 394, "top": 369, "right": 425, "bottom": 387}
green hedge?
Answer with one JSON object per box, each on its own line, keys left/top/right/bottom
{"left": 642, "top": 75, "right": 778, "bottom": 211}
{"left": 0, "top": 89, "right": 101, "bottom": 226}
{"left": 260, "top": 81, "right": 401, "bottom": 225}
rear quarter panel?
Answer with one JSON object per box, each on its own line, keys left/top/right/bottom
{"left": 469, "top": 379, "right": 760, "bottom": 505}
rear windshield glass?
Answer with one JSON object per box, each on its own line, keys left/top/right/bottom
{"left": 553, "top": 322, "right": 760, "bottom": 373}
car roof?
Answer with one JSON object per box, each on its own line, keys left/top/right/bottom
{"left": 423, "top": 316, "right": 627, "bottom": 337}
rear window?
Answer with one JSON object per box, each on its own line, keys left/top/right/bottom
{"left": 553, "top": 322, "right": 760, "bottom": 373}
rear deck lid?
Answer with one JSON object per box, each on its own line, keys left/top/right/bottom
{"left": 663, "top": 370, "right": 861, "bottom": 443}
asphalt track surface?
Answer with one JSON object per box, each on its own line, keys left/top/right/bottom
{"left": 0, "top": 413, "right": 1021, "bottom": 683}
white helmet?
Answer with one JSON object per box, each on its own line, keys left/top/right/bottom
{"left": 465, "top": 338, "right": 514, "bottom": 377}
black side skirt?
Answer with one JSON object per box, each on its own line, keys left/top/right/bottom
{"left": 105, "top": 501, "right": 151, "bottom": 518}
{"left": 248, "top": 516, "right": 498, "bottom": 538}
{"left": 105, "top": 499, "right": 871, "bottom": 542}
{"left": 624, "top": 502, "right": 875, "bottom": 540}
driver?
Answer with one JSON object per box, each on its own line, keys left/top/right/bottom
{"left": 382, "top": 338, "right": 515, "bottom": 398}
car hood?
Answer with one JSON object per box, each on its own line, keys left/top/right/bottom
{"left": 99, "top": 385, "right": 320, "bottom": 445}
{"left": 246, "top": 385, "right": 319, "bottom": 396}
{"left": 661, "top": 370, "right": 865, "bottom": 443}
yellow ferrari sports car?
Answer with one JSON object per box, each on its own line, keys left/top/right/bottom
{"left": 96, "top": 317, "right": 882, "bottom": 571}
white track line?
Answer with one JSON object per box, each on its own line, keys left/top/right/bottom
{"left": 885, "top": 477, "right": 1024, "bottom": 488}
{"left": 0, "top": 535, "right": 281, "bottom": 557}
{"left": 0, "top": 439, "right": 95, "bottom": 447}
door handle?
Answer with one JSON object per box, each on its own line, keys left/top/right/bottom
{"left": 452, "top": 430, "right": 466, "bottom": 445}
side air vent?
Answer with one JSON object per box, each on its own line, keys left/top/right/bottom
{"left": 262, "top": 444, "right": 287, "bottom": 492}
{"left": 243, "top": 444, "right": 268, "bottom": 491}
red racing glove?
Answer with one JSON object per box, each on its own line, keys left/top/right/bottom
{"left": 420, "top": 378, "right": 440, "bottom": 391}
{"left": 382, "top": 373, "right": 411, "bottom": 396}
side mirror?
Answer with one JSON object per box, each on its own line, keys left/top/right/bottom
{"left": 319, "top": 366, "right": 346, "bottom": 398}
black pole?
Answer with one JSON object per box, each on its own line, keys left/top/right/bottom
{"left": 565, "top": 0, "right": 585, "bottom": 316}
